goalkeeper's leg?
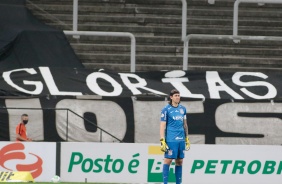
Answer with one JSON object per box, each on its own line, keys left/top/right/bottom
{"left": 162, "top": 158, "right": 173, "bottom": 184}
{"left": 162, "top": 163, "right": 170, "bottom": 184}
{"left": 175, "top": 161, "right": 183, "bottom": 184}
{"left": 175, "top": 141, "right": 185, "bottom": 184}
{"left": 163, "top": 142, "right": 178, "bottom": 184}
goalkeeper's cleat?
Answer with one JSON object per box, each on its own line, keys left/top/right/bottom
{"left": 160, "top": 138, "right": 169, "bottom": 152}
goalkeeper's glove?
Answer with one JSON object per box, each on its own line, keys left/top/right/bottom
{"left": 160, "top": 138, "right": 169, "bottom": 152}
{"left": 185, "top": 137, "right": 191, "bottom": 151}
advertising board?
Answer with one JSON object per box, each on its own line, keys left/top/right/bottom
{"left": 60, "top": 143, "right": 282, "bottom": 183}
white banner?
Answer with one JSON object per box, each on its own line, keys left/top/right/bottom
{"left": 60, "top": 142, "right": 148, "bottom": 183}
{"left": 0, "top": 142, "right": 56, "bottom": 182}
{"left": 60, "top": 143, "right": 282, "bottom": 184}
{"left": 185, "top": 145, "right": 282, "bottom": 184}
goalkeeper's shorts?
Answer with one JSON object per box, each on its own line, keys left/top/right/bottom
{"left": 164, "top": 141, "right": 185, "bottom": 159}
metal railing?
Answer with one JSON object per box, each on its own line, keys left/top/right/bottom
{"left": 233, "top": 0, "right": 282, "bottom": 36}
{"left": 181, "top": 0, "right": 282, "bottom": 70}
{"left": 3, "top": 107, "right": 123, "bottom": 142}
{"left": 181, "top": 0, "right": 187, "bottom": 41}
{"left": 70, "top": 0, "right": 136, "bottom": 72}
{"left": 64, "top": 30, "right": 136, "bottom": 72}
{"left": 73, "top": 0, "right": 78, "bottom": 32}
{"left": 183, "top": 34, "right": 282, "bottom": 70}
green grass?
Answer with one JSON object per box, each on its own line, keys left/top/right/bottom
{"left": 7, "top": 183, "right": 124, "bottom": 184}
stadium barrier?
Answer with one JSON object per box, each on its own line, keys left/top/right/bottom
{"left": 1, "top": 141, "right": 281, "bottom": 183}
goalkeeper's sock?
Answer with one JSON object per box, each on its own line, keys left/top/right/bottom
{"left": 175, "top": 165, "right": 182, "bottom": 184}
{"left": 162, "top": 164, "right": 170, "bottom": 184}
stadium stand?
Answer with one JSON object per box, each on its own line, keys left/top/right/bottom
{"left": 26, "top": 0, "right": 282, "bottom": 72}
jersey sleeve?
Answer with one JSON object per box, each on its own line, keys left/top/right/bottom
{"left": 160, "top": 107, "right": 167, "bottom": 122}
{"left": 16, "top": 124, "right": 21, "bottom": 135}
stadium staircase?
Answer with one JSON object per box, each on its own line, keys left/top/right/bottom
{"left": 26, "top": 0, "right": 282, "bottom": 72}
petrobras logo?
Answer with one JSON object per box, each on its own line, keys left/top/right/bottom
{"left": 0, "top": 142, "right": 43, "bottom": 178}
{"left": 147, "top": 145, "right": 176, "bottom": 183}
{"left": 172, "top": 116, "right": 184, "bottom": 121}
{"left": 191, "top": 159, "right": 282, "bottom": 175}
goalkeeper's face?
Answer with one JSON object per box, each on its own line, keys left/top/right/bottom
{"left": 171, "top": 93, "right": 180, "bottom": 104}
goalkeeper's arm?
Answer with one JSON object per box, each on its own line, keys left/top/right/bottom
{"left": 160, "top": 121, "right": 169, "bottom": 152}
{"left": 184, "top": 119, "right": 189, "bottom": 138}
{"left": 160, "top": 121, "right": 166, "bottom": 139}
{"left": 184, "top": 118, "right": 190, "bottom": 150}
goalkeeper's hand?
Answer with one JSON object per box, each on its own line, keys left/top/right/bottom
{"left": 185, "top": 137, "right": 190, "bottom": 151}
{"left": 160, "top": 138, "right": 169, "bottom": 152}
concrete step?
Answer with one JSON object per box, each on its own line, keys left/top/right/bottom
{"left": 28, "top": 0, "right": 281, "bottom": 35}
{"left": 31, "top": 0, "right": 225, "bottom": 9}
{"left": 83, "top": 63, "right": 184, "bottom": 72}
{"left": 71, "top": 43, "right": 182, "bottom": 54}
{"left": 31, "top": 0, "right": 282, "bottom": 8}
{"left": 133, "top": 0, "right": 275, "bottom": 7}
{"left": 189, "top": 47, "right": 282, "bottom": 56}
{"left": 29, "top": 4, "right": 282, "bottom": 17}
{"left": 28, "top": 0, "right": 126, "bottom": 3}
{"left": 26, "top": 4, "right": 136, "bottom": 14}
{"left": 48, "top": 23, "right": 282, "bottom": 37}
{"left": 66, "top": 35, "right": 282, "bottom": 51}
{"left": 66, "top": 35, "right": 182, "bottom": 45}
{"left": 77, "top": 53, "right": 182, "bottom": 64}
{"left": 189, "top": 55, "right": 282, "bottom": 65}
{"left": 26, "top": 0, "right": 282, "bottom": 73}
{"left": 28, "top": 0, "right": 183, "bottom": 7}
{"left": 189, "top": 39, "right": 282, "bottom": 47}
{"left": 76, "top": 53, "right": 282, "bottom": 66}
{"left": 82, "top": 60, "right": 282, "bottom": 73}
{"left": 70, "top": 43, "right": 282, "bottom": 58}
{"left": 49, "top": 23, "right": 183, "bottom": 35}
{"left": 83, "top": 62, "right": 282, "bottom": 73}
{"left": 32, "top": 13, "right": 282, "bottom": 28}
{"left": 32, "top": 13, "right": 182, "bottom": 25}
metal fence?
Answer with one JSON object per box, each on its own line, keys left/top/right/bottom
{"left": 1, "top": 107, "right": 122, "bottom": 142}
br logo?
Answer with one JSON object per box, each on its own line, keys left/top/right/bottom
{"left": 0, "top": 142, "right": 43, "bottom": 178}
{"left": 147, "top": 145, "right": 176, "bottom": 182}
{"left": 147, "top": 159, "right": 176, "bottom": 182}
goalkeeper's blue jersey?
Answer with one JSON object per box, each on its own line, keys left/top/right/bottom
{"left": 160, "top": 103, "right": 187, "bottom": 142}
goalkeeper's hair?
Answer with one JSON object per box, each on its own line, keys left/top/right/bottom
{"left": 169, "top": 89, "right": 180, "bottom": 105}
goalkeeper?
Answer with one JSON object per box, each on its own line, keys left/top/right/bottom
{"left": 160, "top": 89, "right": 190, "bottom": 184}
